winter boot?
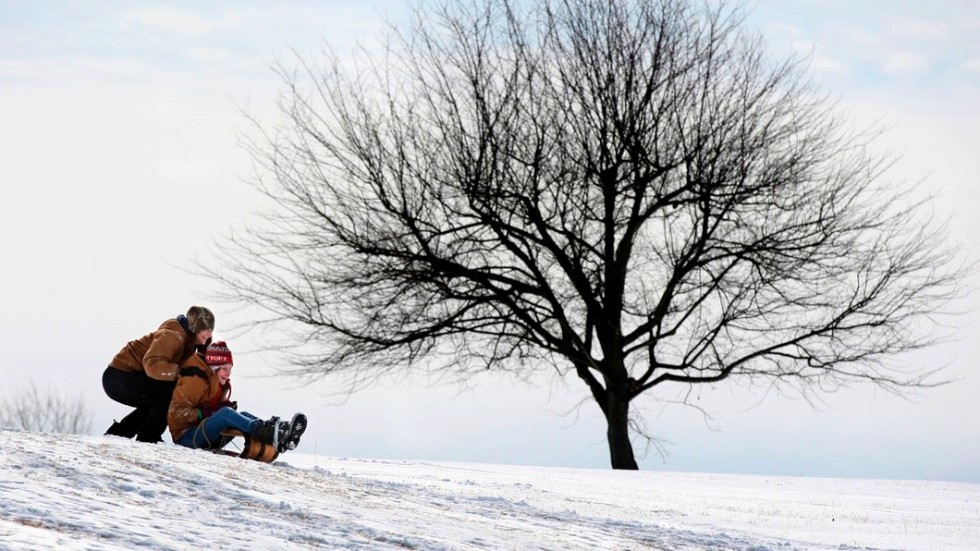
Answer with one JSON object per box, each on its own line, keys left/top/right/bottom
{"left": 280, "top": 413, "right": 308, "bottom": 453}
{"left": 104, "top": 406, "right": 147, "bottom": 438}
{"left": 251, "top": 416, "right": 290, "bottom": 451}
{"left": 104, "top": 419, "right": 137, "bottom": 438}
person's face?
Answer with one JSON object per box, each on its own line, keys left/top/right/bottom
{"left": 215, "top": 364, "right": 232, "bottom": 385}
{"left": 194, "top": 328, "right": 213, "bottom": 345}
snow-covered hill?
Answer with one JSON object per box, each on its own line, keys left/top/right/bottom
{"left": 1, "top": 427, "right": 977, "bottom": 550}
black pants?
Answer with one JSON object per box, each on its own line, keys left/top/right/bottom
{"left": 102, "top": 367, "right": 176, "bottom": 443}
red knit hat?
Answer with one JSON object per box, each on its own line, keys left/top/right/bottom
{"left": 205, "top": 341, "right": 233, "bottom": 370}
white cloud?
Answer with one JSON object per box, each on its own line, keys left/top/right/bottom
{"left": 763, "top": 21, "right": 805, "bottom": 42}
{"left": 964, "top": 58, "right": 980, "bottom": 72}
{"left": 185, "top": 47, "right": 231, "bottom": 63}
{"left": 882, "top": 52, "right": 930, "bottom": 74}
{"left": 811, "top": 54, "right": 848, "bottom": 75}
{"left": 889, "top": 18, "right": 948, "bottom": 42}
{"left": 0, "top": 55, "right": 165, "bottom": 84}
{"left": 844, "top": 26, "right": 882, "bottom": 47}
{"left": 123, "top": 8, "right": 225, "bottom": 35}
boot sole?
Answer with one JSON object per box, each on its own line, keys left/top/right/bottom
{"left": 284, "top": 413, "right": 307, "bottom": 452}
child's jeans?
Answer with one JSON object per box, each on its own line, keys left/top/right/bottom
{"left": 176, "top": 407, "right": 259, "bottom": 449}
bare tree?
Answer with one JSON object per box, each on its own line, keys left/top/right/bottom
{"left": 0, "top": 381, "right": 92, "bottom": 435}
{"left": 209, "top": 0, "right": 965, "bottom": 469}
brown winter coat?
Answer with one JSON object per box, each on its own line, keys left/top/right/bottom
{"left": 167, "top": 354, "right": 232, "bottom": 442}
{"left": 109, "top": 318, "right": 196, "bottom": 381}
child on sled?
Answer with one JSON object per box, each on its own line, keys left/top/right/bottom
{"left": 167, "top": 341, "right": 306, "bottom": 456}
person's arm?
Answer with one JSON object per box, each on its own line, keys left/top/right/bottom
{"left": 143, "top": 329, "right": 185, "bottom": 380}
{"left": 168, "top": 372, "right": 210, "bottom": 431}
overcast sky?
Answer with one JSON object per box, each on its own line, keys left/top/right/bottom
{"left": 2, "top": 0, "right": 978, "bottom": 482}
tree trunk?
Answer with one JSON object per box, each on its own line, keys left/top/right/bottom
{"left": 606, "top": 392, "right": 638, "bottom": 470}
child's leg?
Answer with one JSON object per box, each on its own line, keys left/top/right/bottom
{"left": 176, "top": 407, "right": 259, "bottom": 449}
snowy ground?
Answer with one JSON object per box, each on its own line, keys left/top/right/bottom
{"left": 1, "top": 427, "right": 977, "bottom": 550}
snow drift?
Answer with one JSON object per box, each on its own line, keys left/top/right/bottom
{"left": 1, "top": 427, "right": 977, "bottom": 550}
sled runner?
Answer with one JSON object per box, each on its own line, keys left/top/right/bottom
{"left": 215, "top": 429, "right": 280, "bottom": 463}
{"left": 211, "top": 413, "right": 307, "bottom": 463}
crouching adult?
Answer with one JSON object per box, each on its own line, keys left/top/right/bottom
{"left": 103, "top": 306, "right": 215, "bottom": 443}
{"left": 167, "top": 340, "right": 306, "bottom": 455}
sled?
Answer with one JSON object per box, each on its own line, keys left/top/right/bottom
{"left": 213, "top": 429, "right": 280, "bottom": 463}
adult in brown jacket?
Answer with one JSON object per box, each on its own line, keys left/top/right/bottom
{"left": 169, "top": 340, "right": 306, "bottom": 454}
{"left": 102, "top": 306, "right": 215, "bottom": 443}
